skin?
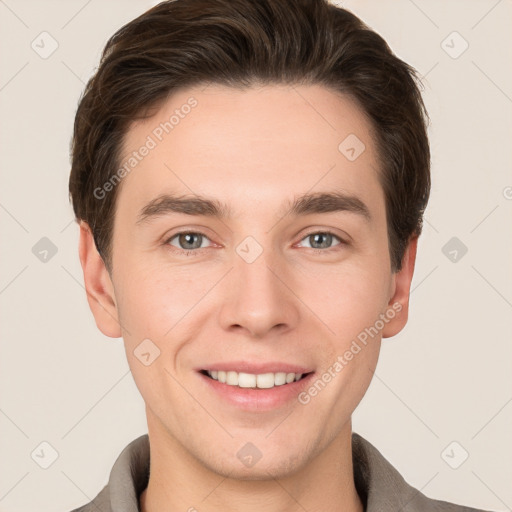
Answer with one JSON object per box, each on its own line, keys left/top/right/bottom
{"left": 78, "top": 84, "right": 417, "bottom": 512}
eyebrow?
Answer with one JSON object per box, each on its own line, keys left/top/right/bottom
{"left": 136, "top": 191, "right": 371, "bottom": 225}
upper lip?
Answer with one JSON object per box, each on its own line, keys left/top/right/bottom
{"left": 197, "top": 361, "right": 314, "bottom": 374}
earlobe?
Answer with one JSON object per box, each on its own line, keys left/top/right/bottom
{"left": 78, "top": 221, "right": 122, "bottom": 338}
{"left": 382, "top": 236, "right": 418, "bottom": 338}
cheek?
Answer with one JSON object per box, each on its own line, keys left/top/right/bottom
{"left": 114, "top": 269, "right": 192, "bottom": 409}
{"left": 301, "top": 267, "right": 385, "bottom": 416}
{"left": 115, "top": 264, "right": 207, "bottom": 341}
{"left": 313, "top": 262, "right": 392, "bottom": 338}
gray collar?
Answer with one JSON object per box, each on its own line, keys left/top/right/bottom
{"left": 74, "top": 432, "right": 489, "bottom": 512}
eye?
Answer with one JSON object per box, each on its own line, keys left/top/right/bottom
{"left": 297, "top": 231, "right": 344, "bottom": 251}
{"left": 165, "top": 231, "right": 212, "bottom": 255}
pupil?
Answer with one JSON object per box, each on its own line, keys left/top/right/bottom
{"left": 181, "top": 233, "right": 200, "bottom": 249}
{"left": 312, "top": 233, "right": 331, "bottom": 248}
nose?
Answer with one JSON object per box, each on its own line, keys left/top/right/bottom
{"left": 218, "top": 246, "right": 300, "bottom": 339}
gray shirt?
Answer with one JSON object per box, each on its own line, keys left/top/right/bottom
{"left": 69, "top": 433, "right": 491, "bottom": 512}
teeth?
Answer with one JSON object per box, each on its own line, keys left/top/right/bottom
{"left": 205, "top": 370, "right": 304, "bottom": 388}
{"left": 226, "top": 371, "right": 238, "bottom": 385}
{"left": 238, "top": 372, "right": 256, "bottom": 388}
{"left": 286, "top": 372, "right": 297, "bottom": 383}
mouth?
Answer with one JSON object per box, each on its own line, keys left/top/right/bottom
{"left": 199, "top": 369, "right": 314, "bottom": 389}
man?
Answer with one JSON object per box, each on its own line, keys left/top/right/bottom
{"left": 68, "top": 0, "right": 491, "bottom": 510}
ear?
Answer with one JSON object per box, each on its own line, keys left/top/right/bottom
{"left": 78, "top": 221, "right": 122, "bottom": 338}
{"left": 382, "top": 236, "right": 418, "bottom": 338}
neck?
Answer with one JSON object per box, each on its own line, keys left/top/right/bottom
{"left": 140, "top": 412, "right": 363, "bottom": 512}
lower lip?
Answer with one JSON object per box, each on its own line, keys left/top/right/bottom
{"left": 198, "top": 371, "right": 315, "bottom": 411}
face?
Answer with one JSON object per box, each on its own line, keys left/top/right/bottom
{"left": 80, "top": 83, "right": 416, "bottom": 479}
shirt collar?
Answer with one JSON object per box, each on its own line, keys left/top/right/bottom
{"left": 94, "top": 432, "right": 456, "bottom": 511}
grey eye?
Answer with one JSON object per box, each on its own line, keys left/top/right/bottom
{"left": 168, "top": 232, "right": 209, "bottom": 250}
{"left": 300, "top": 232, "right": 341, "bottom": 250}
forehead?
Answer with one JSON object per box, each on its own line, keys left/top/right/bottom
{"left": 116, "top": 83, "right": 383, "bottom": 223}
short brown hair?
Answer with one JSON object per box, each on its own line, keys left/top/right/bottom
{"left": 69, "top": 0, "right": 430, "bottom": 272}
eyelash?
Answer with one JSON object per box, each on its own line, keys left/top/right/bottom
{"left": 163, "top": 230, "right": 346, "bottom": 257}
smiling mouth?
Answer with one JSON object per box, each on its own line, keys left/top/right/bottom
{"left": 200, "top": 369, "right": 313, "bottom": 389}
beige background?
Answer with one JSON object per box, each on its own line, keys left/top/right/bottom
{"left": 0, "top": 0, "right": 511, "bottom": 511}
